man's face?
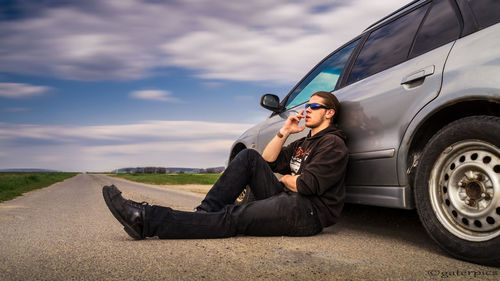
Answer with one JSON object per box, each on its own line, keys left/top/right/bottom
{"left": 305, "top": 95, "right": 333, "bottom": 128}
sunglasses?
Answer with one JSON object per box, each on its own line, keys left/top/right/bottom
{"left": 305, "top": 103, "right": 330, "bottom": 110}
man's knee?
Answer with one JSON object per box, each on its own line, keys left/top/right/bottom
{"left": 235, "top": 148, "right": 261, "bottom": 161}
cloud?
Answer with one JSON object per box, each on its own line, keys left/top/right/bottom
{"left": 0, "top": 82, "right": 50, "bottom": 99}
{"left": 0, "top": 0, "right": 406, "bottom": 83}
{"left": 0, "top": 120, "right": 250, "bottom": 142}
{"left": 0, "top": 120, "right": 253, "bottom": 171}
{"left": 130, "top": 90, "right": 180, "bottom": 102}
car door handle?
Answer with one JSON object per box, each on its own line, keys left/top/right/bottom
{"left": 401, "top": 65, "right": 435, "bottom": 85}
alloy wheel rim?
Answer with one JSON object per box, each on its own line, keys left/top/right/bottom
{"left": 429, "top": 140, "right": 500, "bottom": 242}
{"left": 236, "top": 188, "right": 247, "bottom": 203}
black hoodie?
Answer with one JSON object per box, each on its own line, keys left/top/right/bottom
{"left": 267, "top": 126, "right": 349, "bottom": 227}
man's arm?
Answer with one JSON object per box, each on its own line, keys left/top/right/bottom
{"left": 280, "top": 174, "right": 299, "bottom": 192}
{"left": 262, "top": 110, "right": 305, "bottom": 162}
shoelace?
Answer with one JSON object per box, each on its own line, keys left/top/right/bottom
{"left": 126, "top": 200, "right": 149, "bottom": 208}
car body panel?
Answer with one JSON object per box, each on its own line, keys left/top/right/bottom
{"left": 338, "top": 42, "right": 454, "bottom": 186}
{"left": 397, "top": 23, "right": 500, "bottom": 186}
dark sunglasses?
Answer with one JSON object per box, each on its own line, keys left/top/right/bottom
{"left": 305, "top": 103, "right": 330, "bottom": 110}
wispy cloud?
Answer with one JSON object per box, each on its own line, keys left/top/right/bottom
{"left": 0, "top": 120, "right": 252, "bottom": 171}
{"left": 130, "top": 90, "right": 180, "bottom": 102}
{"left": 0, "top": 82, "right": 50, "bottom": 99}
{"left": 0, "top": 0, "right": 406, "bottom": 83}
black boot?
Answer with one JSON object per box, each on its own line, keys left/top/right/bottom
{"left": 102, "top": 185, "right": 148, "bottom": 240}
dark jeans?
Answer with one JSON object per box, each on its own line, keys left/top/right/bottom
{"left": 143, "top": 149, "right": 322, "bottom": 239}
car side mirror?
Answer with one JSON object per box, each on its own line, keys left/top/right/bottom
{"left": 260, "top": 94, "right": 284, "bottom": 113}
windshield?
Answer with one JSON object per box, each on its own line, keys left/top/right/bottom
{"left": 285, "top": 39, "right": 359, "bottom": 109}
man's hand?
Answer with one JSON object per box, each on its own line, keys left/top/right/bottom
{"left": 280, "top": 174, "right": 299, "bottom": 192}
{"left": 262, "top": 110, "right": 306, "bottom": 162}
{"left": 281, "top": 110, "right": 306, "bottom": 135}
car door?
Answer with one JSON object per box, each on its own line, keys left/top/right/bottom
{"left": 255, "top": 39, "right": 360, "bottom": 153}
{"left": 336, "top": 0, "right": 462, "bottom": 186}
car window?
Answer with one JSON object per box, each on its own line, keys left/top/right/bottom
{"left": 465, "top": 0, "right": 500, "bottom": 29}
{"left": 410, "top": 0, "right": 461, "bottom": 58}
{"left": 285, "top": 39, "right": 359, "bottom": 109}
{"left": 346, "top": 3, "right": 430, "bottom": 85}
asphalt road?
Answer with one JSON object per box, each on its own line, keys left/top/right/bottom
{"left": 0, "top": 174, "right": 498, "bottom": 280}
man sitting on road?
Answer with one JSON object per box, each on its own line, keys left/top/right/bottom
{"left": 102, "top": 91, "right": 349, "bottom": 239}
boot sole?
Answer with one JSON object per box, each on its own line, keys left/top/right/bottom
{"left": 102, "top": 186, "right": 144, "bottom": 240}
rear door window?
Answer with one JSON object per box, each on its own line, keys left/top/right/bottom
{"left": 465, "top": 0, "right": 500, "bottom": 29}
{"left": 410, "top": 0, "right": 461, "bottom": 58}
{"left": 346, "top": 3, "right": 430, "bottom": 84}
{"left": 285, "top": 39, "right": 359, "bottom": 109}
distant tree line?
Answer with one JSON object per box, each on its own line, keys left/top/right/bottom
{"left": 113, "top": 166, "right": 224, "bottom": 174}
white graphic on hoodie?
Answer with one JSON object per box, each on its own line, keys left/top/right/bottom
{"left": 290, "top": 146, "right": 311, "bottom": 175}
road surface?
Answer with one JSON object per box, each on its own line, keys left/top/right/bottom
{"left": 0, "top": 174, "right": 498, "bottom": 280}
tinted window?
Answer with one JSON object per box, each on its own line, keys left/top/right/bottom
{"left": 410, "top": 0, "right": 460, "bottom": 58}
{"left": 285, "top": 39, "right": 359, "bottom": 109}
{"left": 466, "top": 0, "right": 500, "bottom": 29}
{"left": 347, "top": 4, "right": 430, "bottom": 84}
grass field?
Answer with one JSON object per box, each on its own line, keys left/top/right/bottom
{"left": 0, "top": 172, "right": 78, "bottom": 202}
{"left": 112, "top": 173, "right": 221, "bottom": 185}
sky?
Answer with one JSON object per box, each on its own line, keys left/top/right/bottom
{"left": 0, "top": 0, "right": 406, "bottom": 172}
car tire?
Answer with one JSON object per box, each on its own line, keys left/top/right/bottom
{"left": 235, "top": 186, "right": 254, "bottom": 205}
{"left": 414, "top": 115, "right": 500, "bottom": 266}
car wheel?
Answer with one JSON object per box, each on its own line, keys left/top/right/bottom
{"left": 235, "top": 186, "right": 254, "bottom": 205}
{"left": 414, "top": 115, "right": 500, "bottom": 266}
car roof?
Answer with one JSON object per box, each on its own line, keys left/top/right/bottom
{"left": 364, "top": 0, "right": 427, "bottom": 32}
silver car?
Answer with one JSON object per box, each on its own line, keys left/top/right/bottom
{"left": 228, "top": 0, "right": 500, "bottom": 265}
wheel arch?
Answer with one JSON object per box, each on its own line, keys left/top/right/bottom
{"left": 230, "top": 143, "right": 247, "bottom": 162}
{"left": 403, "top": 98, "right": 500, "bottom": 188}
